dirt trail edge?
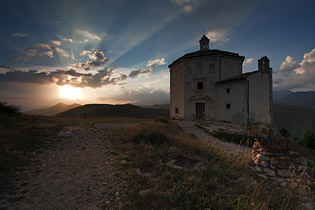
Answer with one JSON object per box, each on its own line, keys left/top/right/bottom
{"left": 1, "top": 121, "right": 135, "bottom": 210}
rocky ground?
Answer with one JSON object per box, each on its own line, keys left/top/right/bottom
{"left": 0, "top": 120, "right": 136, "bottom": 210}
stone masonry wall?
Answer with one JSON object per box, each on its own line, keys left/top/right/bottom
{"left": 251, "top": 129, "right": 314, "bottom": 208}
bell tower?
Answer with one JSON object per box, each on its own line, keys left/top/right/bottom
{"left": 199, "top": 35, "right": 210, "bottom": 51}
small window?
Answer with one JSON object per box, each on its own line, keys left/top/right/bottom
{"left": 197, "top": 82, "right": 203, "bottom": 90}
{"left": 186, "top": 66, "right": 191, "bottom": 75}
{"left": 226, "top": 88, "right": 230, "bottom": 93}
{"left": 226, "top": 104, "right": 231, "bottom": 109}
{"left": 197, "top": 63, "right": 203, "bottom": 74}
{"left": 209, "top": 64, "right": 214, "bottom": 73}
{"left": 175, "top": 108, "right": 179, "bottom": 114}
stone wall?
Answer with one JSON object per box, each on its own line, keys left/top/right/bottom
{"left": 251, "top": 129, "right": 314, "bottom": 207}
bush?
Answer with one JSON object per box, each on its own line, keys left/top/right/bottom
{"left": 0, "top": 101, "right": 21, "bottom": 114}
{"left": 300, "top": 129, "right": 315, "bottom": 149}
{"left": 279, "top": 127, "right": 290, "bottom": 138}
{"left": 154, "top": 116, "right": 169, "bottom": 124}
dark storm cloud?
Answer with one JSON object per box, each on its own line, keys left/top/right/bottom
{"left": 0, "top": 68, "right": 127, "bottom": 88}
{"left": 128, "top": 68, "right": 152, "bottom": 78}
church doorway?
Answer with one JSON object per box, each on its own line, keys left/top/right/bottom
{"left": 196, "top": 103, "right": 205, "bottom": 120}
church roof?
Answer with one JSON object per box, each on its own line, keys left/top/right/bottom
{"left": 215, "top": 71, "right": 260, "bottom": 84}
{"left": 169, "top": 49, "right": 245, "bottom": 68}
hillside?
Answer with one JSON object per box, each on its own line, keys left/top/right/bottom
{"left": 274, "top": 91, "right": 315, "bottom": 109}
{"left": 55, "top": 103, "right": 169, "bottom": 118}
{"left": 273, "top": 89, "right": 293, "bottom": 100}
{"left": 139, "top": 104, "right": 170, "bottom": 110}
{"left": 273, "top": 104, "right": 315, "bottom": 137}
{"left": 25, "top": 103, "right": 81, "bottom": 116}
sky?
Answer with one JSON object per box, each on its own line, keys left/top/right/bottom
{"left": 0, "top": 0, "right": 315, "bottom": 110}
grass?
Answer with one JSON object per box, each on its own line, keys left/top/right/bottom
{"left": 0, "top": 112, "right": 61, "bottom": 196}
{"left": 115, "top": 120, "right": 301, "bottom": 209}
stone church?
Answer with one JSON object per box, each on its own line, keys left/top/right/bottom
{"left": 169, "top": 35, "right": 272, "bottom": 125}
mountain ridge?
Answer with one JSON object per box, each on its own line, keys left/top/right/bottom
{"left": 25, "top": 103, "right": 81, "bottom": 116}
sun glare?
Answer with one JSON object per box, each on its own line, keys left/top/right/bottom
{"left": 59, "top": 85, "right": 81, "bottom": 100}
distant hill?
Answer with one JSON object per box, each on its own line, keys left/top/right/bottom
{"left": 273, "top": 89, "right": 292, "bottom": 100}
{"left": 55, "top": 103, "right": 169, "bottom": 118}
{"left": 25, "top": 103, "right": 81, "bottom": 116}
{"left": 139, "top": 104, "right": 170, "bottom": 110}
{"left": 273, "top": 103, "right": 315, "bottom": 138}
{"left": 274, "top": 91, "right": 315, "bottom": 109}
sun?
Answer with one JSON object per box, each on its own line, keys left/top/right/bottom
{"left": 59, "top": 85, "right": 81, "bottom": 100}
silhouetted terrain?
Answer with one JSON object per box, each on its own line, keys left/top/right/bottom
{"left": 273, "top": 90, "right": 292, "bottom": 100}
{"left": 55, "top": 103, "right": 169, "bottom": 118}
{"left": 273, "top": 104, "right": 315, "bottom": 137}
{"left": 274, "top": 91, "right": 315, "bottom": 109}
{"left": 25, "top": 103, "right": 81, "bottom": 116}
{"left": 139, "top": 104, "right": 170, "bottom": 110}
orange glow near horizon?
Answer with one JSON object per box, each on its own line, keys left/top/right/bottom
{"left": 59, "top": 85, "right": 82, "bottom": 100}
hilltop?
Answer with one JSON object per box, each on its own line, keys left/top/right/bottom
{"left": 55, "top": 103, "right": 169, "bottom": 118}
{"left": 25, "top": 103, "right": 81, "bottom": 116}
{"left": 274, "top": 91, "right": 315, "bottom": 110}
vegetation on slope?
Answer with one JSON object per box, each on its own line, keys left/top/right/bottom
{"left": 0, "top": 102, "right": 61, "bottom": 196}
{"left": 116, "top": 120, "right": 300, "bottom": 209}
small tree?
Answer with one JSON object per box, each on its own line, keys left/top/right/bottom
{"left": 301, "top": 129, "right": 315, "bottom": 149}
{"left": 0, "top": 101, "right": 21, "bottom": 114}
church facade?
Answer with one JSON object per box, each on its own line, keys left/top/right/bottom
{"left": 169, "top": 35, "right": 272, "bottom": 125}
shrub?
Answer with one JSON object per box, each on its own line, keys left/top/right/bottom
{"left": 154, "top": 116, "right": 169, "bottom": 124}
{"left": 0, "top": 101, "right": 21, "bottom": 114}
{"left": 300, "top": 129, "right": 315, "bottom": 149}
{"left": 279, "top": 127, "right": 290, "bottom": 138}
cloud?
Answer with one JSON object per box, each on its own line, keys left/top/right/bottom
{"left": 55, "top": 47, "right": 69, "bottom": 57}
{"left": 0, "top": 68, "right": 128, "bottom": 88}
{"left": 11, "top": 32, "right": 27, "bottom": 37}
{"left": 243, "top": 58, "right": 254, "bottom": 66}
{"left": 273, "top": 48, "right": 315, "bottom": 91}
{"left": 129, "top": 68, "right": 152, "bottom": 78}
{"left": 182, "top": 5, "right": 193, "bottom": 13}
{"left": 72, "top": 50, "right": 109, "bottom": 70}
{"left": 80, "top": 50, "right": 91, "bottom": 56}
{"left": 171, "top": 0, "right": 193, "bottom": 6}
{"left": 109, "top": 87, "right": 169, "bottom": 105}
{"left": 76, "top": 29, "right": 101, "bottom": 41}
{"left": 61, "top": 37, "right": 73, "bottom": 43}
{"left": 146, "top": 58, "right": 167, "bottom": 67}
{"left": 206, "top": 28, "right": 230, "bottom": 43}
{"left": 11, "top": 43, "right": 70, "bottom": 61}
{"left": 51, "top": 40, "right": 61, "bottom": 46}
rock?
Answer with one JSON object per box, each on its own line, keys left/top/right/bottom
{"left": 255, "top": 166, "right": 263, "bottom": 173}
{"left": 263, "top": 168, "right": 275, "bottom": 177}
{"left": 252, "top": 155, "right": 259, "bottom": 165}
{"left": 289, "top": 151, "right": 300, "bottom": 156}
{"left": 270, "top": 158, "right": 279, "bottom": 165}
{"left": 260, "top": 160, "right": 269, "bottom": 168}
{"left": 256, "top": 154, "right": 270, "bottom": 161}
{"left": 296, "top": 157, "right": 308, "bottom": 165}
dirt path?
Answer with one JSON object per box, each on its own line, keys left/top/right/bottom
{"left": 177, "top": 120, "right": 251, "bottom": 155}
{"left": 0, "top": 121, "right": 134, "bottom": 210}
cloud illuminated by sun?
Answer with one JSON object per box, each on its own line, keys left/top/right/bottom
{"left": 59, "top": 85, "right": 82, "bottom": 100}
